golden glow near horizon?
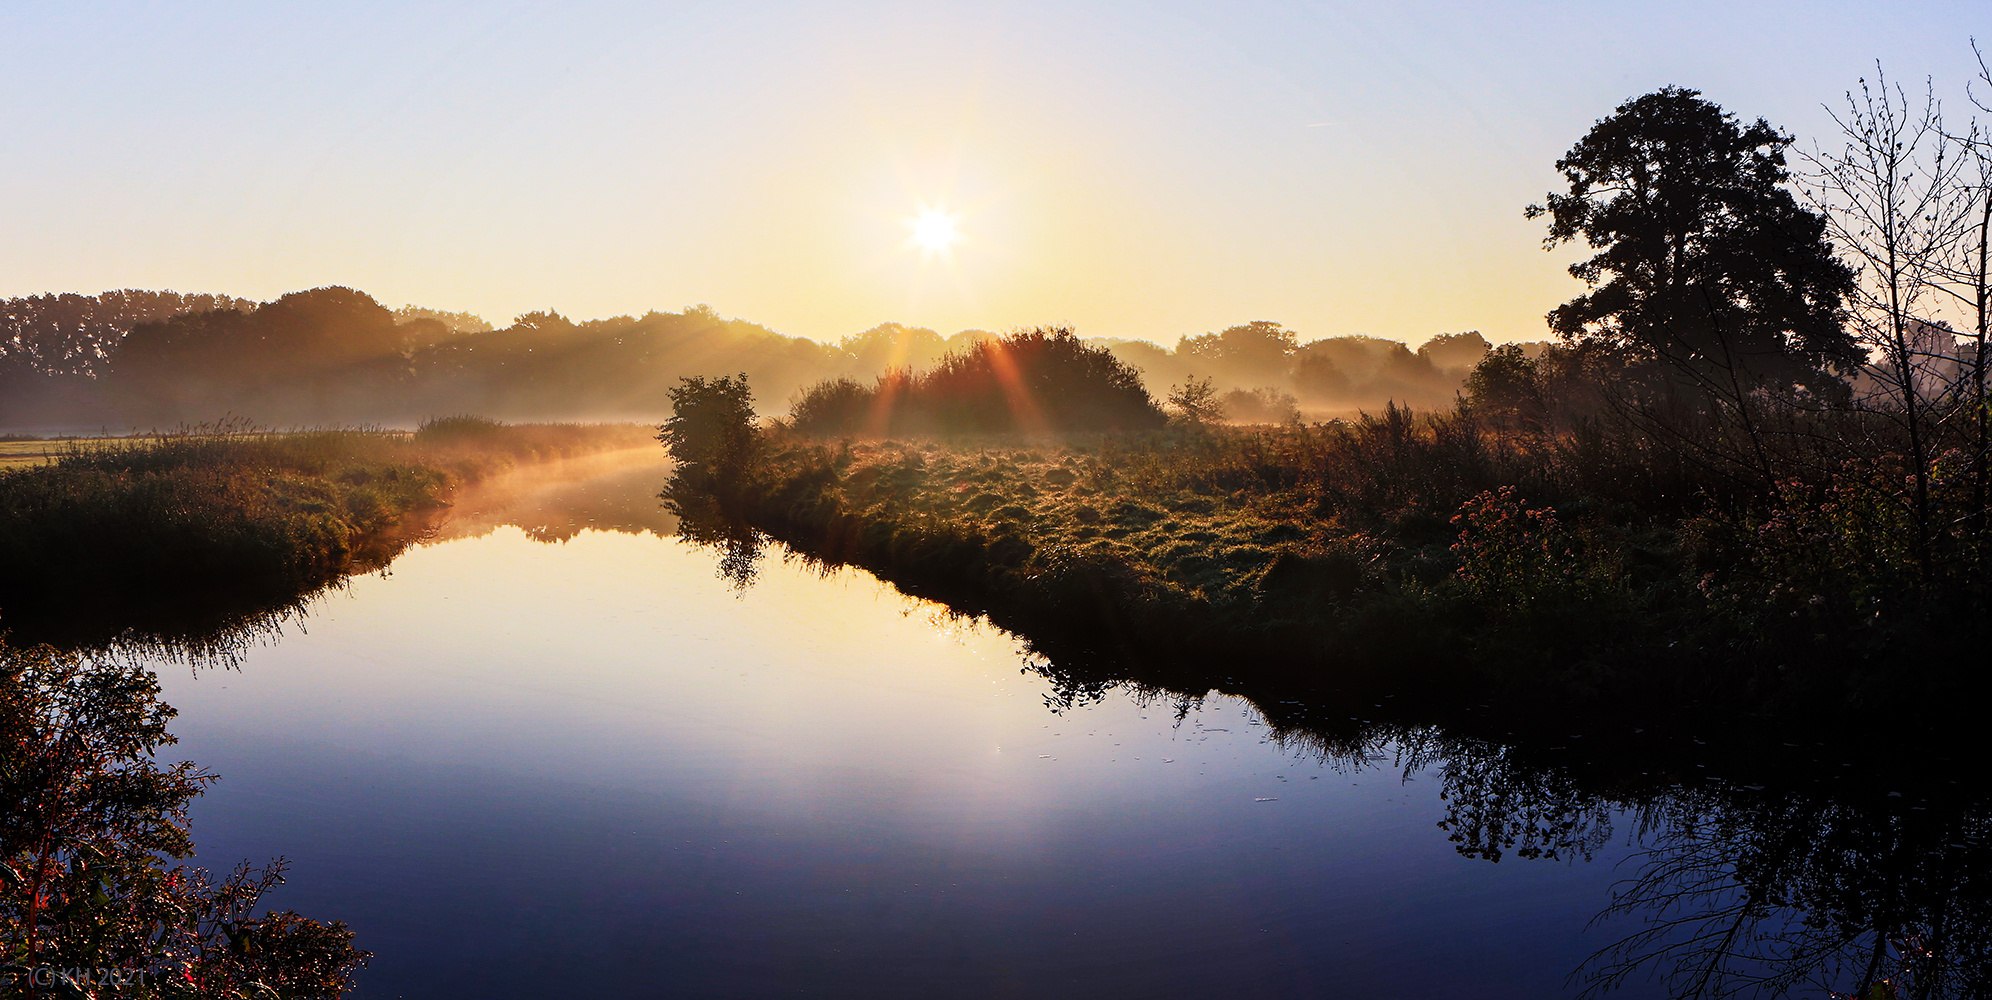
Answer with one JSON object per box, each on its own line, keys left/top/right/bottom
{"left": 3, "top": 4, "right": 1987, "bottom": 344}
{"left": 908, "top": 206, "right": 961, "bottom": 257}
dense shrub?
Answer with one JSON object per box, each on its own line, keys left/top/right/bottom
{"left": 2, "top": 640, "right": 371, "bottom": 995}
{"left": 784, "top": 328, "right": 1165, "bottom": 436}
{"left": 1219, "top": 386, "right": 1300, "bottom": 424}
{"left": 788, "top": 377, "right": 876, "bottom": 436}
{"left": 658, "top": 374, "right": 760, "bottom": 490}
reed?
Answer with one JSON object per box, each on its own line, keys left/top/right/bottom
{"left": 704, "top": 409, "right": 1992, "bottom": 725}
{"left": 0, "top": 419, "right": 652, "bottom": 628}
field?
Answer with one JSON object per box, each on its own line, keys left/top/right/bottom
{"left": 0, "top": 436, "right": 76, "bottom": 470}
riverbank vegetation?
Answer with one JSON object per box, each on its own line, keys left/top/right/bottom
{"left": 668, "top": 80, "right": 1992, "bottom": 734}
{"left": 0, "top": 419, "right": 650, "bottom": 640}
{"left": 1, "top": 637, "right": 370, "bottom": 997}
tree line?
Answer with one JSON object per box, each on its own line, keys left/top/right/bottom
{"left": 0, "top": 289, "right": 1492, "bottom": 430}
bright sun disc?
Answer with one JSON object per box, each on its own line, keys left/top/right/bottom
{"left": 910, "top": 208, "right": 958, "bottom": 253}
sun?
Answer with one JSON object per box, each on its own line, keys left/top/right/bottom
{"left": 908, "top": 206, "right": 960, "bottom": 255}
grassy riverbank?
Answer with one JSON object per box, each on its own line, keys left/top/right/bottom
{"left": 703, "top": 414, "right": 1987, "bottom": 730}
{"left": 0, "top": 419, "right": 651, "bottom": 634}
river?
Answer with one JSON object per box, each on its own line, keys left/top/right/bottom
{"left": 112, "top": 453, "right": 1980, "bottom": 998}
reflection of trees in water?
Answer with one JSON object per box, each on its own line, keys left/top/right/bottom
{"left": 1, "top": 640, "right": 369, "bottom": 989}
{"left": 1420, "top": 736, "right": 1627, "bottom": 864}
{"left": 1575, "top": 788, "right": 1992, "bottom": 999}
{"left": 1020, "top": 649, "right": 1992, "bottom": 998}
{"left": 1394, "top": 726, "right": 1992, "bottom": 998}
{"left": 664, "top": 485, "right": 765, "bottom": 589}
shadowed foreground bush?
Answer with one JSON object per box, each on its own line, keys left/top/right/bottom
{"left": 1, "top": 639, "right": 371, "bottom": 997}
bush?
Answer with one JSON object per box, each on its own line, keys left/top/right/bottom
{"left": 784, "top": 328, "right": 1166, "bottom": 436}
{"left": 788, "top": 377, "right": 876, "bottom": 436}
{"left": 414, "top": 414, "right": 506, "bottom": 441}
{"left": 659, "top": 374, "right": 760, "bottom": 488}
{"left": 1, "top": 641, "right": 369, "bottom": 995}
{"left": 1165, "top": 376, "right": 1223, "bottom": 424}
{"left": 1219, "top": 386, "right": 1300, "bottom": 424}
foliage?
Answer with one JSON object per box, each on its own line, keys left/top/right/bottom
{"left": 0, "top": 291, "right": 255, "bottom": 379}
{"left": 658, "top": 374, "right": 760, "bottom": 490}
{"left": 411, "top": 414, "right": 506, "bottom": 441}
{"left": 1, "top": 642, "right": 206, "bottom": 978}
{"left": 1175, "top": 321, "right": 1297, "bottom": 387}
{"left": 1463, "top": 345, "right": 1544, "bottom": 426}
{"left": 0, "top": 281, "right": 1507, "bottom": 430}
{"left": 787, "top": 377, "right": 877, "bottom": 437}
{"left": 1449, "top": 487, "right": 1622, "bottom": 625}
{"left": 1164, "top": 377, "right": 1223, "bottom": 423}
{"left": 1531, "top": 87, "right": 1858, "bottom": 395}
{"left": 1416, "top": 331, "right": 1491, "bottom": 373}
{"left": 781, "top": 328, "right": 1166, "bottom": 436}
{"left": 113, "top": 288, "right": 406, "bottom": 398}
{"left": 0, "top": 641, "right": 370, "bottom": 997}
{"left": 1218, "top": 386, "right": 1300, "bottom": 424}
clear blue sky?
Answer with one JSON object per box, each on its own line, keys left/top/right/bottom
{"left": 2, "top": 1, "right": 1985, "bottom": 344}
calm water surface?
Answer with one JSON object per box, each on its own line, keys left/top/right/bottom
{"left": 136, "top": 458, "right": 1722, "bottom": 997}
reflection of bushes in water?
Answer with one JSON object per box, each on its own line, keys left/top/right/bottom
{"left": 7, "top": 575, "right": 329, "bottom": 664}
{"left": 1030, "top": 643, "right": 1992, "bottom": 1000}
{"left": 1, "top": 639, "right": 368, "bottom": 994}
{"left": 1032, "top": 631, "right": 1992, "bottom": 999}
{"left": 666, "top": 485, "right": 765, "bottom": 589}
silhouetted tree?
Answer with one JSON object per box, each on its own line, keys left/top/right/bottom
{"left": 1464, "top": 344, "right": 1545, "bottom": 428}
{"left": 659, "top": 374, "right": 760, "bottom": 492}
{"left": 1531, "top": 88, "right": 1857, "bottom": 399}
{"left": 1416, "top": 331, "right": 1490, "bottom": 374}
{"left": 1804, "top": 65, "right": 1989, "bottom": 584}
{"left": 1165, "top": 376, "right": 1223, "bottom": 424}
{"left": 1177, "top": 321, "right": 1297, "bottom": 387}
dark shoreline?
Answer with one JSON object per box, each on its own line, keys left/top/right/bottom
{"left": 683, "top": 432, "right": 1989, "bottom": 760}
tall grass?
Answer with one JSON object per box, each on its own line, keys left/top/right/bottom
{"left": 696, "top": 405, "right": 1992, "bottom": 726}
{"left": 0, "top": 419, "right": 651, "bottom": 638}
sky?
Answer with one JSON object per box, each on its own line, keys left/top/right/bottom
{"left": 1, "top": 1, "right": 1987, "bottom": 346}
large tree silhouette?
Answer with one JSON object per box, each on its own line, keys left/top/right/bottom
{"left": 1531, "top": 87, "right": 1857, "bottom": 397}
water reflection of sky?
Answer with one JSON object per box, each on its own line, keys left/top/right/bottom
{"left": 156, "top": 469, "right": 1652, "bottom": 998}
